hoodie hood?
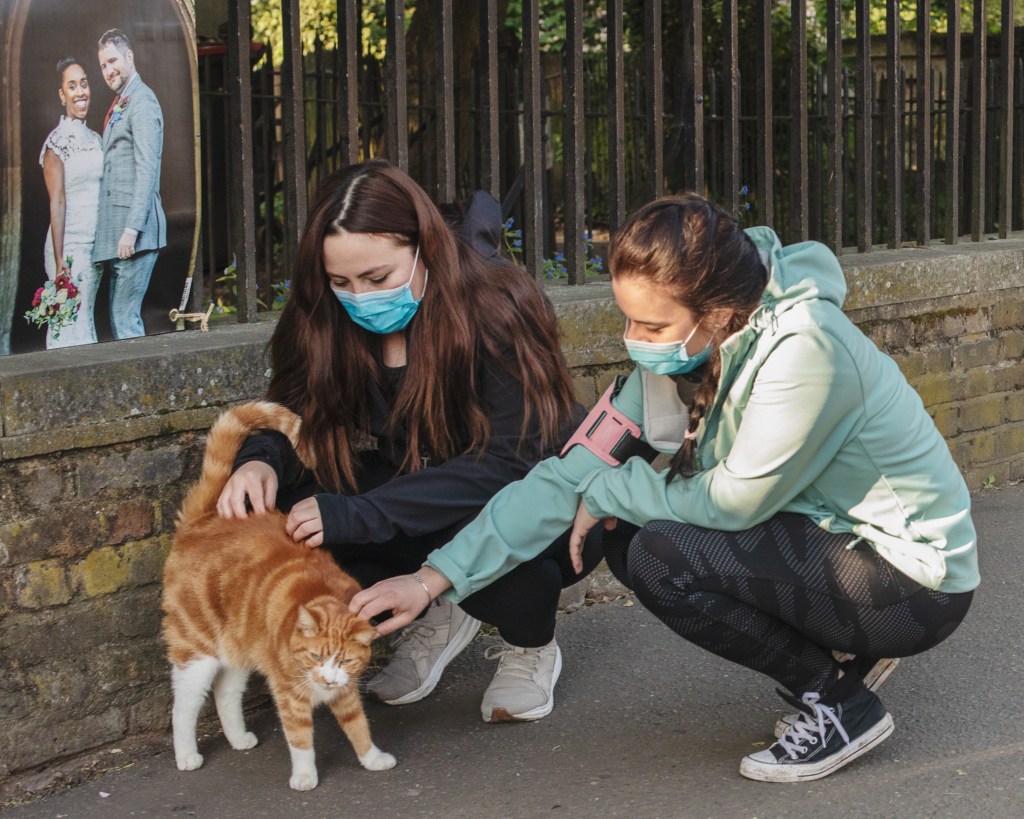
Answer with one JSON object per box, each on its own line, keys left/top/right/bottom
{"left": 743, "top": 227, "right": 847, "bottom": 329}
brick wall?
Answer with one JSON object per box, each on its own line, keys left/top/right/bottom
{"left": 0, "top": 241, "right": 1022, "bottom": 790}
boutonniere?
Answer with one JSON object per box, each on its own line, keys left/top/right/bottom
{"left": 111, "top": 95, "right": 131, "bottom": 124}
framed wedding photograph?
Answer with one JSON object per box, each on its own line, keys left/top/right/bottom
{"left": 0, "top": 0, "right": 198, "bottom": 354}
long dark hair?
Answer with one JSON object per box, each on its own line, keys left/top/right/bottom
{"left": 268, "top": 159, "right": 578, "bottom": 492}
{"left": 609, "top": 194, "right": 768, "bottom": 480}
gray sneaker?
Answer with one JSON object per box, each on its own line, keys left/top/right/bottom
{"left": 480, "top": 640, "right": 562, "bottom": 723}
{"left": 774, "top": 655, "right": 900, "bottom": 738}
{"left": 366, "top": 599, "right": 481, "bottom": 705}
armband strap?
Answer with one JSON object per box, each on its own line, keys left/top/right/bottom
{"left": 560, "top": 377, "right": 658, "bottom": 466}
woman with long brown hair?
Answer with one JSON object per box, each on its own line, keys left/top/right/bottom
{"left": 218, "top": 159, "right": 601, "bottom": 722}
{"left": 353, "top": 193, "right": 978, "bottom": 782}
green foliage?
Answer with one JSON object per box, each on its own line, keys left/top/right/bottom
{"left": 502, "top": 0, "right": 609, "bottom": 50}
{"left": 246, "top": 1, "right": 1024, "bottom": 70}
{"left": 249, "top": 0, "right": 406, "bottom": 64}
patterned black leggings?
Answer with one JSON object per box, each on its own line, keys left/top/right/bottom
{"left": 604, "top": 514, "right": 973, "bottom": 696}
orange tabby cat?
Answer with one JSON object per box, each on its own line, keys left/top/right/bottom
{"left": 162, "top": 400, "right": 395, "bottom": 791}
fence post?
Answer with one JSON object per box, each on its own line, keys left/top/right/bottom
{"left": 999, "top": 0, "right": 1015, "bottom": 237}
{"left": 885, "top": 0, "right": 903, "bottom": 248}
{"left": 790, "top": 0, "right": 809, "bottom": 242}
{"left": 917, "top": 0, "right": 932, "bottom": 245}
{"left": 971, "top": 0, "right": 987, "bottom": 241}
{"left": 680, "top": 1, "right": 704, "bottom": 195}
{"left": 855, "top": 0, "right": 874, "bottom": 251}
{"left": 946, "top": 0, "right": 962, "bottom": 243}
{"left": 227, "top": 0, "right": 258, "bottom": 322}
{"left": 385, "top": 0, "right": 409, "bottom": 171}
{"left": 337, "top": 0, "right": 360, "bottom": 166}
{"left": 521, "top": 0, "right": 545, "bottom": 278}
{"left": 435, "top": 0, "right": 455, "bottom": 203}
{"left": 608, "top": 0, "right": 626, "bottom": 233}
{"left": 755, "top": 0, "right": 774, "bottom": 228}
{"left": 564, "top": 0, "right": 586, "bottom": 284}
{"left": 644, "top": 0, "right": 664, "bottom": 200}
{"left": 825, "top": 0, "right": 843, "bottom": 253}
{"left": 281, "top": 0, "right": 308, "bottom": 269}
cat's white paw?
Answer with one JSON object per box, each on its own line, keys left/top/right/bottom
{"left": 230, "top": 731, "right": 258, "bottom": 750}
{"left": 176, "top": 752, "right": 204, "bottom": 771}
{"left": 289, "top": 772, "right": 318, "bottom": 791}
{"left": 359, "top": 745, "right": 397, "bottom": 771}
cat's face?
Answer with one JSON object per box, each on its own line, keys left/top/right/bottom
{"left": 291, "top": 600, "right": 374, "bottom": 691}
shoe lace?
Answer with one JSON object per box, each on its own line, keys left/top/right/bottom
{"left": 777, "top": 692, "right": 850, "bottom": 760}
{"left": 390, "top": 621, "right": 437, "bottom": 654}
{"left": 483, "top": 643, "right": 539, "bottom": 680}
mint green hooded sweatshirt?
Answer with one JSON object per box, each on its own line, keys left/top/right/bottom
{"left": 425, "top": 227, "right": 979, "bottom": 600}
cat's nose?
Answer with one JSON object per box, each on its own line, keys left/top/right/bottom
{"left": 318, "top": 664, "right": 350, "bottom": 687}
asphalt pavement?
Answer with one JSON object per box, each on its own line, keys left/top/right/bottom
{"left": 4, "top": 484, "right": 1022, "bottom": 819}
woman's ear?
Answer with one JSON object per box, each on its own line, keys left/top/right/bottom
{"left": 707, "top": 307, "right": 735, "bottom": 332}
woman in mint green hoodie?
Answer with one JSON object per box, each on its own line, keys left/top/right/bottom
{"left": 351, "top": 194, "right": 978, "bottom": 783}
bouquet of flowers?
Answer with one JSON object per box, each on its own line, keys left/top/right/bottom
{"left": 24, "top": 257, "right": 81, "bottom": 340}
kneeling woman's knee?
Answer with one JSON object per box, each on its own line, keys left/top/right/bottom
{"left": 625, "top": 521, "right": 701, "bottom": 608}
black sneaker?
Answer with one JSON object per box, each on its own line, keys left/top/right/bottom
{"left": 774, "top": 655, "right": 899, "bottom": 737}
{"left": 741, "top": 686, "right": 894, "bottom": 782}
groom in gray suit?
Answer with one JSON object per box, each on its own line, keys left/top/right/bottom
{"left": 93, "top": 28, "right": 166, "bottom": 339}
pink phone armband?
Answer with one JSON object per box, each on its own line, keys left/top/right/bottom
{"left": 560, "top": 378, "right": 656, "bottom": 466}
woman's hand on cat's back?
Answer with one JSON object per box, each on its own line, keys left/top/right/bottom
{"left": 217, "top": 461, "right": 279, "bottom": 519}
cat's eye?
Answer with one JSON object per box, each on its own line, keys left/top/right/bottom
{"left": 310, "top": 652, "right": 323, "bottom": 662}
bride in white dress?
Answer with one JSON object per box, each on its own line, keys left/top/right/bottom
{"left": 39, "top": 57, "right": 103, "bottom": 348}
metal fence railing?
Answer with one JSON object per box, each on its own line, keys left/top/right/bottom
{"left": 199, "top": 1, "right": 1022, "bottom": 321}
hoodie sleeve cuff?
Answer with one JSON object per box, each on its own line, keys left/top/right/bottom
{"left": 316, "top": 494, "right": 350, "bottom": 544}
{"left": 422, "top": 550, "right": 471, "bottom": 602}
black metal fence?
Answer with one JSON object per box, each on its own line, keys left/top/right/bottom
{"left": 199, "top": 1, "right": 1022, "bottom": 320}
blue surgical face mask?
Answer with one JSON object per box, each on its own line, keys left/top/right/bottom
{"left": 623, "top": 319, "right": 713, "bottom": 376}
{"left": 332, "top": 246, "right": 427, "bottom": 334}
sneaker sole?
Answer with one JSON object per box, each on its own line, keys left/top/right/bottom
{"left": 374, "top": 612, "right": 482, "bottom": 706}
{"left": 773, "top": 658, "right": 900, "bottom": 738}
{"left": 743, "top": 712, "right": 894, "bottom": 783}
{"left": 484, "top": 647, "right": 563, "bottom": 723}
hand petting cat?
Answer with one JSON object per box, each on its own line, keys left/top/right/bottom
{"left": 217, "top": 460, "right": 278, "bottom": 518}
{"left": 350, "top": 566, "right": 450, "bottom": 637}
{"left": 285, "top": 497, "right": 325, "bottom": 547}
{"left": 217, "top": 461, "right": 325, "bottom": 547}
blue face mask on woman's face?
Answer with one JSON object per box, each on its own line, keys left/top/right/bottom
{"left": 622, "top": 319, "right": 713, "bottom": 376}
{"left": 332, "top": 246, "right": 427, "bottom": 334}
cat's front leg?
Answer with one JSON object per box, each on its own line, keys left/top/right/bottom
{"left": 287, "top": 743, "right": 318, "bottom": 791}
{"left": 329, "top": 687, "right": 397, "bottom": 771}
{"left": 171, "top": 657, "right": 220, "bottom": 771}
{"left": 271, "top": 683, "right": 319, "bottom": 790}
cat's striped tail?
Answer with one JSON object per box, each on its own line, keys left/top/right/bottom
{"left": 176, "top": 401, "right": 315, "bottom": 527}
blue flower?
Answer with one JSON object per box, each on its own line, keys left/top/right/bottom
{"left": 739, "top": 185, "right": 749, "bottom": 196}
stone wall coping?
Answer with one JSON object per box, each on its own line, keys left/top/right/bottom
{"left": 2, "top": 238, "right": 1023, "bottom": 460}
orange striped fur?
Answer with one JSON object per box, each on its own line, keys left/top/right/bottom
{"left": 161, "top": 401, "right": 394, "bottom": 791}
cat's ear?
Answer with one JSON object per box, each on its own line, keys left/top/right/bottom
{"left": 296, "top": 605, "right": 319, "bottom": 636}
{"left": 353, "top": 626, "right": 374, "bottom": 646}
